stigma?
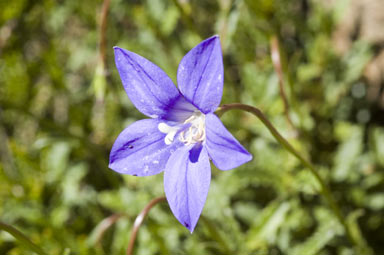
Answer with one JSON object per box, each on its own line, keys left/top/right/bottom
{"left": 158, "top": 111, "right": 206, "bottom": 146}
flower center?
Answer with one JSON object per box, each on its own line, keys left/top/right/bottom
{"left": 158, "top": 111, "right": 206, "bottom": 146}
{"left": 179, "top": 112, "right": 206, "bottom": 145}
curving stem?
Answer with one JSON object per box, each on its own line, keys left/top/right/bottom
{"left": 215, "top": 103, "right": 371, "bottom": 253}
{"left": 126, "top": 196, "right": 166, "bottom": 255}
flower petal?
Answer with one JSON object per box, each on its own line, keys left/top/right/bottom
{"left": 114, "top": 47, "right": 181, "bottom": 119}
{"left": 109, "top": 119, "right": 181, "bottom": 176}
{"left": 205, "top": 113, "right": 252, "bottom": 170}
{"left": 162, "top": 96, "right": 197, "bottom": 122}
{"left": 177, "top": 36, "right": 223, "bottom": 114}
{"left": 164, "top": 145, "right": 211, "bottom": 232}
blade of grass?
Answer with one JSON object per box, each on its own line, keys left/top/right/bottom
{"left": 0, "top": 221, "right": 48, "bottom": 255}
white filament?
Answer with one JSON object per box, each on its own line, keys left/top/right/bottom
{"left": 179, "top": 112, "right": 206, "bottom": 145}
{"left": 158, "top": 112, "right": 206, "bottom": 146}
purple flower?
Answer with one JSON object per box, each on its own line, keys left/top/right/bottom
{"left": 109, "top": 36, "right": 252, "bottom": 232}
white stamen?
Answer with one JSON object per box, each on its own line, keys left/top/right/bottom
{"left": 158, "top": 111, "right": 206, "bottom": 146}
{"left": 164, "top": 129, "right": 178, "bottom": 145}
{"left": 158, "top": 122, "right": 180, "bottom": 145}
{"left": 158, "top": 123, "right": 171, "bottom": 133}
{"left": 179, "top": 112, "right": 206, "bottom": 145}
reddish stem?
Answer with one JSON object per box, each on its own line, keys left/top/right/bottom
{"left": 126, "top": 197, "right": 166, "bottom": 255}
{"left": 270, "top": 36, "right": 295, "bottom": 131}
{"left": 99, "top": 0, "right": 111, "bottom": 69}
{"left": 95, "top": 213, "right": 124, "bottom": 246}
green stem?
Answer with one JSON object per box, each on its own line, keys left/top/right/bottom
{"left": 0, "top": 221, "right": 48, "bottom": 255}
{"left": 216, "top": 103, "right": 369, "bottom": 252}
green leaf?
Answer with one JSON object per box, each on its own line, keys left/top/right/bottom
{"left": 246, "top": 200, "right": 290, "bottom": 249}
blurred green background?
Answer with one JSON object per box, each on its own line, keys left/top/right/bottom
{"left": 1, "top": 0, "right": 384, "bottom": 254}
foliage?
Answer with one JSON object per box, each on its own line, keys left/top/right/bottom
{"left": 1, "top": 0, "right": 384, "bottom": 254}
